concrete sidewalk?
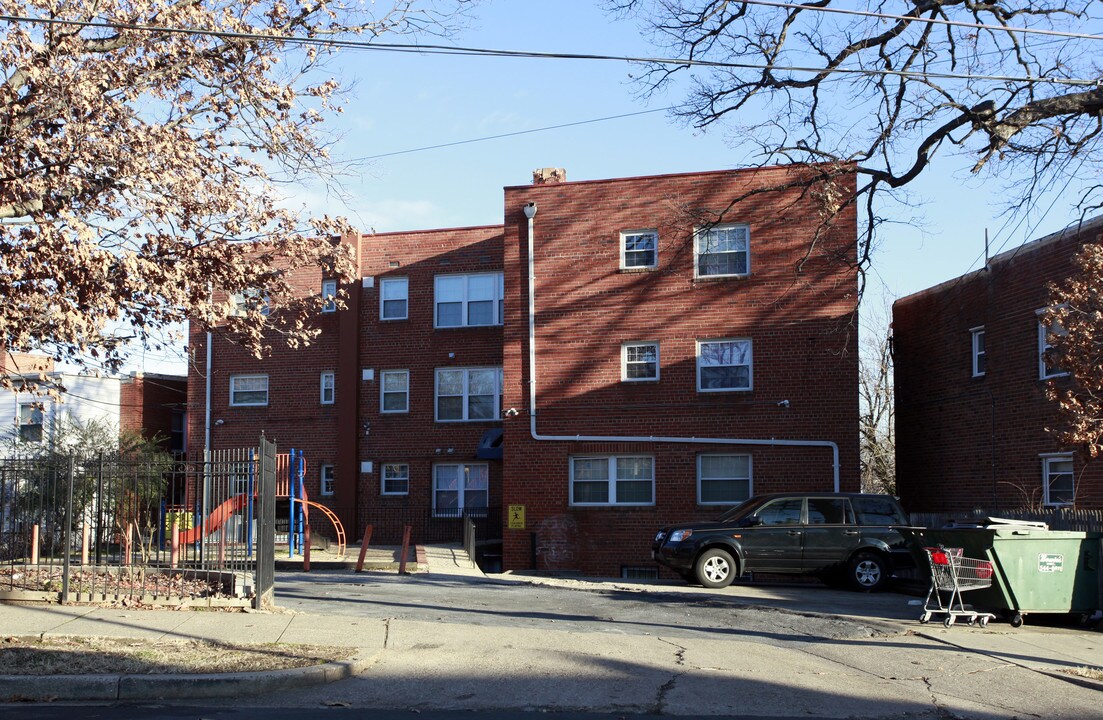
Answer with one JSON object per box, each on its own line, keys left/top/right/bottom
{"left": 0, "top": 545, "right": 1098, "bottom": 716}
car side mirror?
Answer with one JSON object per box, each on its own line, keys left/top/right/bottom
{"left": 741, "top": 516, "right": 763, "bottom": 528}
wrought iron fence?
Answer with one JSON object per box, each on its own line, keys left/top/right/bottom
{"left": 0, "top": 442, "right": 276, "bottom": 606}
{"left": 909, "top": 508, "right": 1103, "bottom": 532}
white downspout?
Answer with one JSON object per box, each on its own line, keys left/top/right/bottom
{"left": 204, "top": 329, "right": 212, "bottom": 457}
{"left": 522, "top": 201, "right": 841, "bottom": 492}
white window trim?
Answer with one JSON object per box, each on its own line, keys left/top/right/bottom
{"left": 619, "top": 229, "right": 658, "bottom": 270}
{"left": 1037, "top": 308, "right": 1069, "bottom": 380}
{"left": 432, "top": 462, "right": 489, "bottom": 515}
{"left": 1040, "top": 453, "right": 1074, "bottom": 507}
{"left": 434, "top": 367, "right": 503, "bottom": 422}
{"left": 17, "top": 401, "right": 44, "bottom": 443}
{"left": 970, "top": 326, "right": 986, "bottom": 378}
{"left": 229, "top": 374, "right": 269, "bottom": 407}
{"left": 320, "top": 464, "right": 335, "bottom": 497}
{"left": 434, "top": 272, "right": 505, "bottom": 328}
{"left": 693, "top": 222, "right": 751, "bottom": 279}
{"left": 230, "top": 288, "right": 270, "bottom": 317}
{"left": 569, "top": 455, "right": 656, "bottom": 507}
{"left": 320, "top": 371, "right": 335, "bottom": 405}
{"left": 381, "top": 462, "right": 410, "bottom": 496}
{"left": 621, "top": 341, "right": 660, "bottom": 382}
{"left": 380, "top": 370, "right": 410, "bottom": 414}
{"left": 696, "top": 453, "right": 753, "bottom": 505}
{"left": 696, "top": 338, "right": 754, "bottom": 392}
{"left": 380, "top": 277, "right": 409, "bottom": 321}
{"left": 321, "top": 279, "right": 338, "bottom": 313}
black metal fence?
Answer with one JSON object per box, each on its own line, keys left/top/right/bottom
{"left": 365, "top": 506, "right": 503, "bottom": 569}
{"left": 0, "top": 443, "right": 276, "bottom": 605}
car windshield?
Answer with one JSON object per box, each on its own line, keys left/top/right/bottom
{"left": 717, "top": 496, "right": 770, "bottom": 523}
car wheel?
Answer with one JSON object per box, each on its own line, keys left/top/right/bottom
{"left": 695, "top": 548, "right": 737, "bottom": 589}
{"left": 848, "top": 551, "right": 889, "bottom": 592}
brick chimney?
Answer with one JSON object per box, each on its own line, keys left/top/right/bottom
{"left": 532, "top": 167, "right": 567, "bottom": 185}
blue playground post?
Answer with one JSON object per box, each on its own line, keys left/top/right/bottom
{"left": 246, "top": 448, "right": 255, "bottom": 558}
{"left": 288, "top": 448, "right": 297, "bottom": 557}
{"left": 295, "top": 449, "right": 306, "bottom": 554}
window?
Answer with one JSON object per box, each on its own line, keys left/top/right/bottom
{"left": 971, "top": 326, "right": 986, "bottom": 377}
{"left": 806, "top": 498, "right": 854, "bottom": 525}
{"left": 380, "top": 370, "right": 409, "bottom": 413}
{"left": 570, "top": 456, "right": 654, "bottom": 506}
{"left": 433, "top": 463, "right": 488, "bottom": 515}
{"left": 1042, "top": 454, "right": 1074, "bottom": 506}
{"left": 320, "top": 372, "right": 335, "bottom": 405}
{"left": 697, "top": 339, "right": 752, "bottom": 391}
{"left": 382, "top": 463, "right": 410, "bottom": 495}
{"left": 435, "top": 273, "right": 504, "bottom": 328}
{"left": 435, "top": 367, "right": 502, "bottom": 422}
{"left": 1038, "top": 309, "right": 1068, "bottom": 379}
{"left": 230, "top": 288, "right": 270, "bottom": 317}
{"left": 18, "top": 403, "right": 43, "bottom": 443}
{"left": 380, "top": 277, "right": 408, "bottom": 320}
{"left": 852, "top": 496, "right": 907, "bottom": 525}
{"left": 756, "top": 498, "right": 804, "bottom": 525}
{"left": 621, "top": 230, "right": 658, "bottom": 269}
{"left": 321, "top": 279, "right": 337, "bottom": 313}
{"left": 229, "top": 375, "right": 268, "bottom": 406}
{"left": 697, "top": 454, "right": 751, "bottom": 505}
{"left": 695, "top": 223, "right": 749, "bottom": 278}
{"left": 320, "top": 465, "right": 335, "bottom": 496}
{"left": 622, "top": 342, "right": 659, "bottom": 382}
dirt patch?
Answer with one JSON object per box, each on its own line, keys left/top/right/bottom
{"left": 0, "top": 636, "right": 354, "bottom": 675}
{"left": 1, "top": 567, "right": 229, "bottom": 599}
{"left": 1060, "top": 666, "right": 1103, "bottom": 682}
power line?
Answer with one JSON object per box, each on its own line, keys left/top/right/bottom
{"left": 0, "top": 13, "right": 1099, "bottom": 87}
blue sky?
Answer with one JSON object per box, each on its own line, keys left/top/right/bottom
{"left": 131, "top": 0, "right": 1093, "bottom": 374}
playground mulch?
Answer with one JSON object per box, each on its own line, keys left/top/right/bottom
{"left": 0, "top": 635, "right": 355, "bottom": 675}
{"left": 1, "top": 567, "right": 230, "bottom": 599}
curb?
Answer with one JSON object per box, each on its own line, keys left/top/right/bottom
{"left": 0, "top": 651, "right": 377, "bottom": 702}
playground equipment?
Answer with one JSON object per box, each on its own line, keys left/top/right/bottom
{"left": 161, "top": 448, "right": 346, "bottom": 562}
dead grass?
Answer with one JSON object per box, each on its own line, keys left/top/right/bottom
{"left": 0, "top": 636, "right": 354, "bottom": 675}
{"left": 1060, "top": 666, "right": 1103, "bottom": 682}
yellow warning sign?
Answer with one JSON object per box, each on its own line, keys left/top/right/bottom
{"left": 508, "top": 504, "right": 526, "bottom": 529}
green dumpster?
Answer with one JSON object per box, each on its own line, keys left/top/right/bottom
{"left": 905, "top": 524, "right": 1102, "bottom": 627}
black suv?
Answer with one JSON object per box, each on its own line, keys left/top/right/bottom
{"left": 652, "top": 493, "right": 914, "bottom": 591}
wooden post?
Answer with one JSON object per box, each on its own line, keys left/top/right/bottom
{"left": 30, "top": 524, "right": 39, "bottom": 565}
{"left": 217, "top": 533, "right": 225, "bottom": 568}
{"left": 355, "top": 525, "right": 374, "bottom": 573}
{"left": 81, "top": 523, "right": 89, "bottom": 566}
{"left": 125, "top": 523, "right": 133, "bottom": 566}
{"left": 170, "top": 521, "right": 179, "bottom": 569}
{"left": 398, "top": 525, "right": 412, "bottom": 575}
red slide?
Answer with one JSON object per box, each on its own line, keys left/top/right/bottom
{"left": 176, "top": 494, "right": 250, "bottom": 544}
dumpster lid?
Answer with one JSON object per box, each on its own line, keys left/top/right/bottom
{"left": 983, "top": 516, "right": 1048, "bottom": 530}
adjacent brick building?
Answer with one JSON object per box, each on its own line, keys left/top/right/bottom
{"left": 893, "top": 216, "right": 1103, "bottom": 513}
{"left": 188, "top": 164, "right": 861, "bottom": 575}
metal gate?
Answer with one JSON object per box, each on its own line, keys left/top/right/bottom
{"left": 253, "top": 436, "right": 276, "bottom": 609}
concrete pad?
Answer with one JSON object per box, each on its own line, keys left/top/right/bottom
{"left": 41, "top": 609, "right": 189, "bottom": 640}
{"left": 917, "top": 625, "right": 1103, "bottom": 671}
{"left": 0, "top": 604, "right": 95, "bottom": 635}
{"left": 276, "top": 615, "right": 386, "bottom": 649}
{"left": 168, "top": 612, "right": 293, "bottom": 644}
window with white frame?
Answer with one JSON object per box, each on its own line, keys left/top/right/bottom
{"left": 970, "top": 326, "right": 986, "bottom": 377}
{"left": 570, "top": 456, "right": 654, "bottom": 506}
{"left": 433, "top": 463, "right": 488, "bottom": 515}
{"left": 435, "top": 367, "right": 502, "bottom": 421}
{"left": 320, "top": 371, "right": 335, "bottom": 405}
{"left": 621, "top": 230, "right": 658, "bottom": 269}
{"left": 695, "top": 223, "right": 750, "bottom": 278}
{"left": 320, "top": 464, "right": 335, "bottom": 496}
{"left": 18, "top": 403, "right": 43, "bottom": 443}
{"left": 698, "top": 454, "right": 752, "bottom": 505}
{"left": 321, "top": 279, "right": 337, "bottom": 313}
{"left": 622, "top": 341, "right": 659, "bottom": 381}
{"left": 380, "top": 277, "right": 408, "bottom": 320}
{"left": 1042, "top": 454, "right": 1074, "bottom": 506}
{"left": 230, "top": 288, "right": 270, "bottom": 317}
{"left": 229, "top": 375, "right": 269, "bottom": 406}
{"left": 435, "top": 273, "right": 504, "bottom": 328}
{"left": 1037, "top": 309, "right": 1068, "bottom": 379}
{"left": 382, "top": 463, "right": 410, "bottom": 495}
{"left": 380, "top": 370, "right": 409, "bottom": 413}
{"left": 697, "top": 339, "right": 753, "bottom": 391}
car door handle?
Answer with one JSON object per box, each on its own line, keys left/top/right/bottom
{"left": 788, "top": 530, "right": 802, "bottom": 536}
{"left": 844, "top": 530, "right": 859, "bottom": 536}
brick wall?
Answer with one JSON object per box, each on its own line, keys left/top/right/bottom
{"left": 119, "top": 373, "right": 186, "bottom": 452}
{"left": 893, "top": 218, "right": 1103, "bottom": 513}
{"left": 500, "top": 166, "right": 860, "bottom": 575}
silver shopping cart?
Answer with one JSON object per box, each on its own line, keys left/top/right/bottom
{"left": 920, "top": 546, "right": 997, "bottom": 628}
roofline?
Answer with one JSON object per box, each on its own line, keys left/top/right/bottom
{"left": 503, "top": 161, "right": 855, "bottom": 191}
{"left": 894, "top": 214, "right": 1103, "bottom": 308}
{"left": 363, "top": 223, "right": 504, "bottom": 239}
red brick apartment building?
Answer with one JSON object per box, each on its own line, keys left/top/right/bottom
{"left": 893, "top": 216, "right": 1103, "bottom": 514}
{"left": 188, "top": 164, "right": 861, "bottom": 576}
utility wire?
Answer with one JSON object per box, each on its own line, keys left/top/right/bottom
{"left": 0, "top": 14, "right": 1099, "bottom": 87}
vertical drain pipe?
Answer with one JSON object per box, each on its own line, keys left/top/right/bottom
{"left": 522, "top": 201, "right": 842, "bottom": 491}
